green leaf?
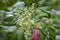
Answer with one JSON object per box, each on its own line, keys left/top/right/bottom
{"left": 16, "top": 30, "right": 25, "bottom": 40}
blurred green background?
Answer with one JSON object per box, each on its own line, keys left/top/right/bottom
{"left": 0, "top": 0, "right": 60, "bottom": 40}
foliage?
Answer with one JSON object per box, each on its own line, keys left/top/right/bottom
{"left": 12, "top": 3, "right": 56, "bottom": 40}
{"left": 0, "top": 0, "right": 18, "bottom": 11}
{"left": 0, "top": 0, "right": 60, "bottom": 40}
